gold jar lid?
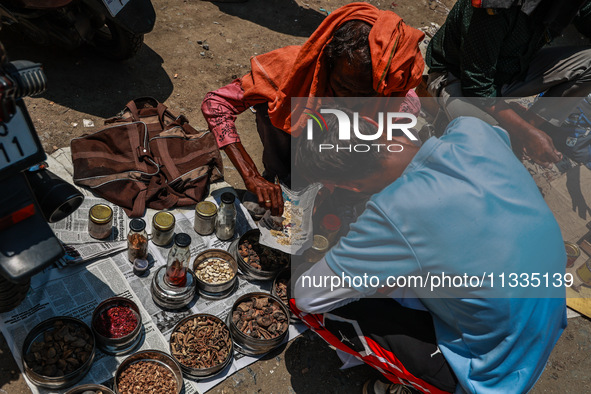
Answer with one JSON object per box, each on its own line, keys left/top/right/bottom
{"left": 311, "top": 235, "right": 329, "bottom": 253}
{"left": 196, "top": 201, "right": 217, "bottom": 217}
{"left": 90, "top": 204, "right": 113, "bottom": 224}
{"left": 153, "top": 211, "right": 175, "bottom": 231}
{"left": 564, "top": 241, "right": 580, "bottom": 257}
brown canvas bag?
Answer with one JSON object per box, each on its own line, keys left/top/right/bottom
{"left": 71, "top": 97, "right": 223, "bottom": 217}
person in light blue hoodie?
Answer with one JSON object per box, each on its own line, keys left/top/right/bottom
{"left": 292, "top": 114, "right": 567, "bottom": 394}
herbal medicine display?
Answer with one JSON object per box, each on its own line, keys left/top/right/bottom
{"left": 165, "top": 233, "right": 192, "bottom": 287}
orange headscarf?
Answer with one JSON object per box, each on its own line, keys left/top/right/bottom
{"left": 241, "top": 2, "right": 425, "bottom": 134}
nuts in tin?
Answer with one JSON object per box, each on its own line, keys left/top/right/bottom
{"left": 117, "top": 360, "right": 177, "bottom": 394}
{"left": 232, "top": 296, "right": 288, "bottom": 339}
{"left": 194, "top": 257, "right": 235, "bottom": 284}
{"left": 24, "top": 320, "right": 93, "bottom": 378}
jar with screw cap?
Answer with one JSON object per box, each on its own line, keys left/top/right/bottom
{"left": 152, "top": 212, "right": 175, "bottom": 246}
{"left": 127, "top": 218, "right": 148, "bottom": 263}
{"left": 165, "top": 233, "right": 192, "bottom": 287}
{"left": 88, "top": 204, "right": 113, "bottom": 240}
{"left": 194, "top": 201, "right": 217, "bottom": 235}
{"left": 215, "top": 193, "right": 236, "bottom": 241}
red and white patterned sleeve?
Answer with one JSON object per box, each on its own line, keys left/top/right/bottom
{"left": 201, "top": 79, "right": 256, "bottom": 148}
{"left": 400, "top": 89, "right": 421, "bottom": 116}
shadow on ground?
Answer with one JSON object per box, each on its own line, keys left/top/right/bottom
{"left": 284, "top": 330, "right": 379, "bottom": 393}
{"left": 207, "top": 0, "right": 327, "bottom": 37}
{"left": 0, "top": 29, "right": 173, "bottom": 118}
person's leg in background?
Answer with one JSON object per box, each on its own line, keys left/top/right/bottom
{"left": 291, "top": 298, "right": 457, "bottom": 394}
{"left": 502, "top": 46, "right": 591, "bottom": 126}
{"left": 426, "top": 72, "right": 499, "bottom": 130}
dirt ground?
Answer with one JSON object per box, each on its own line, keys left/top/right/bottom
{"left": 1, "top": 0, "right": 590, "bottom": 393}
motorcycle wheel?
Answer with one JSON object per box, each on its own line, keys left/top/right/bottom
{"left": 91, "top": 21, "right": 144, "bottom": 61}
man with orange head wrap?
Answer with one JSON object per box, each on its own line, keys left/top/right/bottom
{"left": 201, "top": 3, "right": 424, "bottom": 216}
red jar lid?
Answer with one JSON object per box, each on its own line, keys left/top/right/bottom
{"left": 321, "top": 214, "right": 341, "bottom": 231}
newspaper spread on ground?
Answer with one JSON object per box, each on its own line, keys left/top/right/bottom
{"left": 49, "top": 197, "right": 129, "bottom": 244}
{"left": 258, "top": 183, "right": 322, "bottom": 255}
{"left": 0, "top": 257, "right": 168, "bottom": 394}
{"left": 0, "top": 192, "right": 306, "bottom": 394}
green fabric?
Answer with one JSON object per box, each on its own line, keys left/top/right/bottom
{"left": 574, "top": 1, "right": 591, "bottom": 38}
{"left": 426, "top": 0, "right": 547, "bottom": 97}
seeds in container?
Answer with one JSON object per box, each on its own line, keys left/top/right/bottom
{"left": 24, "top": 320, "right": 93, "bottom": 377}
{"left": 232, "top": 296, "right": 288, "bottom": 339}
{"left": 117, "top": 360, "right": 177, "bottom": 394}
{"left": 194, "top": 257, "right": 234, "bottom": 284}
{"left": 93, "top": 305, "right": 138, "bottom": 339}
{"left": 170, "top": 315, "right": 231, "bottom": 369}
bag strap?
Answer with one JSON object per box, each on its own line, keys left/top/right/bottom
{"left": 130, "top": 182, "right": 148, "bottom": 217}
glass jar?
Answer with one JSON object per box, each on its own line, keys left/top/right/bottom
{"left": 165, "top": 233, "right": 192, "bottom": 287}
{"left": 304, "top": 235, "right": 329, "bottom": 263}
{"left": 151, "top": 211, "right": 175, "bottom": 246}
{"left": 88, "top": 204, "right": 113, "bottom": 239}
{"left": 215, "top": 193, "right": 236, "bottom": 241}
{"left": 194, "top": 201, "right": 217, "bottom": 235}
{"left": 127, "top": 218, "right": 148, "bottom": 263}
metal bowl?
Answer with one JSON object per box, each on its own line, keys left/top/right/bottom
{"left": 91, "top": 297, "right": 143, "bottom": 356}
{"left": 192, "top": 249, "right": 238, "bottom": 299}
{"left": 169, "top": 313, "right": 233, "bottom": 379}
{"left": 22, "top": 316, "right": 95, "bottom": 389}
{"left": 114, "top": 350, "right": 183, "bottom": 394}
{"left": 228, "top": 292, "right": 290, "bottom": 356}
{"left": 151, "top": 266, "right": 197, "bottom": 310}
{"left": 65, "top": 383, "right": 115, "bottom": 394}
{"left": 234, "top": 229, "right": 290, "bottom": 281}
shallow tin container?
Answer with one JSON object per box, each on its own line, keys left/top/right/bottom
{"left": 22, "top": 316, "right": 95, "bottom": 389}
{"left": 65, "top": 383, "right": 115, "bottom": 394}
{"left": 192, "top": 249, "right": 238, "bottom": 299}
{"left": 169, "top": 313, "right": 234, "bottom": 380}
{"left": 114, "top": 350, "right": 183, "bottom": 394}
{"left": 232, "top": 229, "right": 290, "bottom": 281}
{"left": 228, "top": 292, "right": 290, "bottom": 356}
{"left": 151, "top": 265, "right": 197, "bottom": 310}
{"left": 91, "top": 297, "right": 143, "bottom": 356}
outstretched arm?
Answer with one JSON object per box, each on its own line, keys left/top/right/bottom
{"left": 201, "top": 80, "right": 284, "bottom": 215}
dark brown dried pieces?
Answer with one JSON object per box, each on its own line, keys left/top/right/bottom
{"left": 275, "top": 278, "right": 288, "bottom": 305}
{"left": 170, "top": 316, "right": 231, "bottom": 369}
{"left": 238, "top": 238, "right": 288, "bottom": 271}
{"left": 117, "top": 360, "right": 177, "bottom": 394}
{"left": 232, "top": 296, "right": 288, "bottom": 339}
{"left": 24, "top": 320, "right": 93, "bottom": 377}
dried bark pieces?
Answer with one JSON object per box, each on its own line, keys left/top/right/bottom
{"left": 170, "top": 316, "right": 231, "bottom": 369}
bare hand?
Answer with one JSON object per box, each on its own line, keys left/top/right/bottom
{"left": 520, "top": 127, "right": 562, "bottom": 168}
{"left": 244, "top": 174, "right": 284, "bottom": 216}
